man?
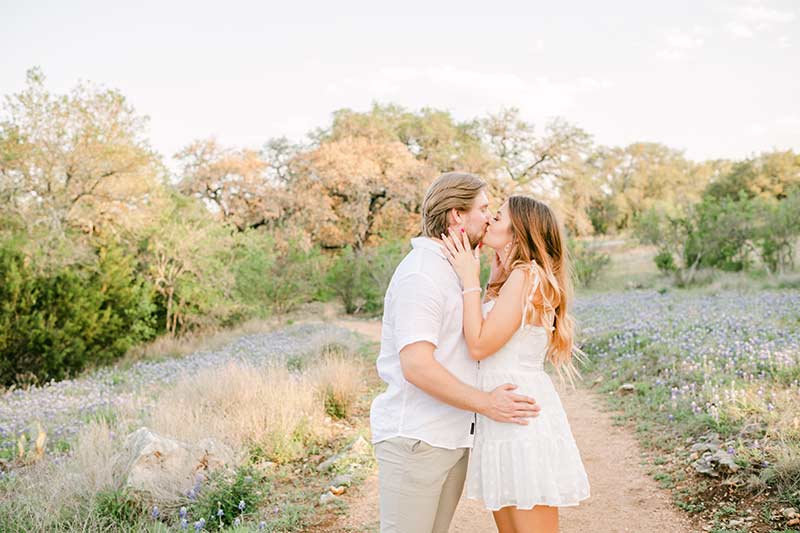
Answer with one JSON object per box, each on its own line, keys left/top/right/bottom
{"left": 370, "top": 172, "right": 542, "bottom": 533}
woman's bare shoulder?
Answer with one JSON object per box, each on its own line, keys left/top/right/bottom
{"left": 498, "top": 268, "right": 527, "bottom": 298}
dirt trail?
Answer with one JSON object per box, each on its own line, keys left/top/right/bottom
{"left": 322, "top": 318, "right": 695, "bottom": 533}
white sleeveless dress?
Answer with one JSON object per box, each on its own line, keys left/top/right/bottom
{"left": 465, "top": 298, "right": 591, "bottom": 511}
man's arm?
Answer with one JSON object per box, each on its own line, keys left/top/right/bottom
{"left": 400, "top": 341, "right": 540, "bottom": 424}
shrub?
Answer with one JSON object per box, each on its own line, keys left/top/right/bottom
{"left": 94, "top": 487, "right": 144, "bottom": 527}
{"left": 233, "top": 230, "right": 329, "bottom": 317}
{"left": 0, "top": 239, "right": 157, "bottom": 386}
{"left": 187, "top": 465, "right": 263, "bottom": 528}
{"left": 754, "top": 191, "right": 800, "bottom": 274}
{"left": 569, "top": 239, "right": 611, "bottom": 288}
{"left": 654, "top": 248, "right": 676, "bottom": 273}
{"left": 309, "top": 345, "right": 365, "bottom": 419}
{"left": 327, "top": 238, "right": 407, "bottom": 314}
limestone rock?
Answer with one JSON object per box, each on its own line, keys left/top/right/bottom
{"left": 691, "top": 449, "right": 739, "bottom": 477}
{"left": 319, "top": 492, "right": 338, "bottom": 505}
{"left": 317, "top": 436, "right": 372, "bottom": 472}
{"left": 350, "top": 436, "right": 371, "bottom": 455}
{"left": 331, "top": 474, "right": 353, "bottom": 487}
{"left": 116, "top": 427, "right": 233, "bottom": 498}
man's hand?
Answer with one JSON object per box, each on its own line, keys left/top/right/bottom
{"left": 480, "top": 383, "right": 541, "bottom": 425}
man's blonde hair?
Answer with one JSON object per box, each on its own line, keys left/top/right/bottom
{"left": 421, "top": 172, "right": 487, "bottom": 238}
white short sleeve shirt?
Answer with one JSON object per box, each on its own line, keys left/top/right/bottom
{"left": 369, "top": 237, "right": 478, "bottom": 450}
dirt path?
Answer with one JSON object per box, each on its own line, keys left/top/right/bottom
{"left": 322, "top": 318, "right": 695, "bottom": 533}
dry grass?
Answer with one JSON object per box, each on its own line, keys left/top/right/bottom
{"left": 583, "top": 238, "right": 800, "bottom": 294}
{"left": 0, "top": 419, "right": 125, "bottom": 531}
{"left": 0, "top": 327, "right": 367, "bottom": 531}
{"left": 582, "top": 242, "right": 664, "bottom": 293}
{"left": 146, "top": 340, "right": 365, "bottom": 465}
{"left": 308, "top": 345, "right": 367, "bottom": 420}
{"left": 149, "top": 360, "right": 330, "bottom": 464}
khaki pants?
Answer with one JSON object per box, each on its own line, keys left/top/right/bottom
{"left": 374, "top": 436, "right": 469, "bottom": 533}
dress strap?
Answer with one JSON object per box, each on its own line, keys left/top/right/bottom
{"left": 520, "top": 262, "right": 541, "bottom": 331}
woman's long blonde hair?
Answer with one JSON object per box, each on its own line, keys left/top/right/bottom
{"left": 486, "top": 195, "right": 584, "bottom": 387}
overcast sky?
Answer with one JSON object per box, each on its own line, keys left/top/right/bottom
{"left": 2, "top": 0, "right": 798, "bottom": 164}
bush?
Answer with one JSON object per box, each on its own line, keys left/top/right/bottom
{"left": 327, "top": 239, "right": 407, "bottom": 314}
{"left": 654, "top": 248, "right": 676, "bottom": 273}
{"left": 569, "top": 239, "right": 611, "bottom": 288}
{"left": 309, "top": 345, "right": 365, "bottom": 419}
{"left": 187, "top": 465, "right": 263, "bottom": 528}
{"left": 641, "top": 192, "right": 800, "bottom": 285}
{"left": 754, "top": 191, "right": 800, "bottom": 274}
{"left": 686, "top": 194, "right": 755, "bottom": 271}
{"left": 233, "top": 230, "right": 329, "bottom": 317}
{"left": 94, "top": 487, "right": 144, "bottom": 527}
{"left": 0, "top": 239, "right": 157, "bottom": 387}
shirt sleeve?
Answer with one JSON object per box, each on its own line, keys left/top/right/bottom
{"left": 392, "top": 272, "right": 444, "bottom": 353}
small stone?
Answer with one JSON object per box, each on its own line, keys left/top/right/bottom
{"left": 350, "top": 436, "right": 371, "bottom": 455}
{"left": 781, "top": 507, "right": 798, "bottom": 519}
{"left": 329, "top": 485, "right": 346, "bottom": 496}
{"left": 618, "top": 383, "right": 635, "bottom": 394}
{"left": 319, "top": 492, "right": 337, "bottom": 505}
{"left": 256, "top": 460, "right": 275, "bottom": 472}
{"left": 331, "top": 474, "right": 353, "bottom": 487}
{"left": 690, "top": 442, "right": 719, "bottom": 454}
{"left": 317, "top": 452, "right": 345, "bottom": 472}
{"left": 691, "top": 454, "right": 718, "bottom": 477}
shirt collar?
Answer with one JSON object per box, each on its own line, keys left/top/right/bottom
{"left": 411, "top": 236, "right": 448, "bottom": 260}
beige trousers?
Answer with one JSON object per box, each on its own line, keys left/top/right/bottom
{"left": 374, "top": 436, "right": 470, "bottom": 533}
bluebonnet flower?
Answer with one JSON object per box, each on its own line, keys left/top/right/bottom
{"left": 180, "top": 518, "right": 188, "bottom": 530}
{"left": 259, "top": 521, "right": 266, "bottom": 530}
{"left": 180, "top": 507, "right": 187, "bottom": 519}
{"left": 151, "top": 506, "right": 159, "bottom": 519}
{"left": 238, "top": 499, "right": 246, "bottom": 511}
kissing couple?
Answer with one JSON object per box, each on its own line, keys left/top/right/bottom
{"left": 369, "top": 172, "right": 590, "bottom": 532}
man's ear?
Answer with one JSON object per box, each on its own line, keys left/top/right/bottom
{"left": 449, "top": 208, "right": 463, "bottom": 226}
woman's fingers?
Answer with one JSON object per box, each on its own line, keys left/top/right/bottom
{"left": 460, "top": 227, "right": 472, "bottom": 253}
{"left": 441, "top": 233, "right": 458, "bottom": 257}
{"left": 448, "top": 228, "right": 465, "bottom": 253}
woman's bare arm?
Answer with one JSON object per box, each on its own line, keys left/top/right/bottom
{"left": 462, "top": 269, "right": 528, "bottom": 361}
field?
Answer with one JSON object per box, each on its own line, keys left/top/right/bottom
{"left": 1, "top": 245, "right": 799, "bottom": 532}
{"left": 575, "top": 287, "right": 800, "bottom": 531}
{"left": 0, "top": 323, "right": 378, "bottom": 531}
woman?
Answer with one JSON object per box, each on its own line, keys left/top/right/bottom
{"left": 441, "top": 195, "right": 590, "bottom": 533}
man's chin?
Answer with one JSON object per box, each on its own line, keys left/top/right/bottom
{"left": 469, "top": 233, "right": 486, "bottom": 249}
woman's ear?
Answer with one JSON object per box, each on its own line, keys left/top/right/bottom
{"left": 450, "top": 208, "right": 463, "bottom": 225}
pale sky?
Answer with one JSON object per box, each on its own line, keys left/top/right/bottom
{"left": 2, "top": 0, "right": 798, "bottom": 167}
